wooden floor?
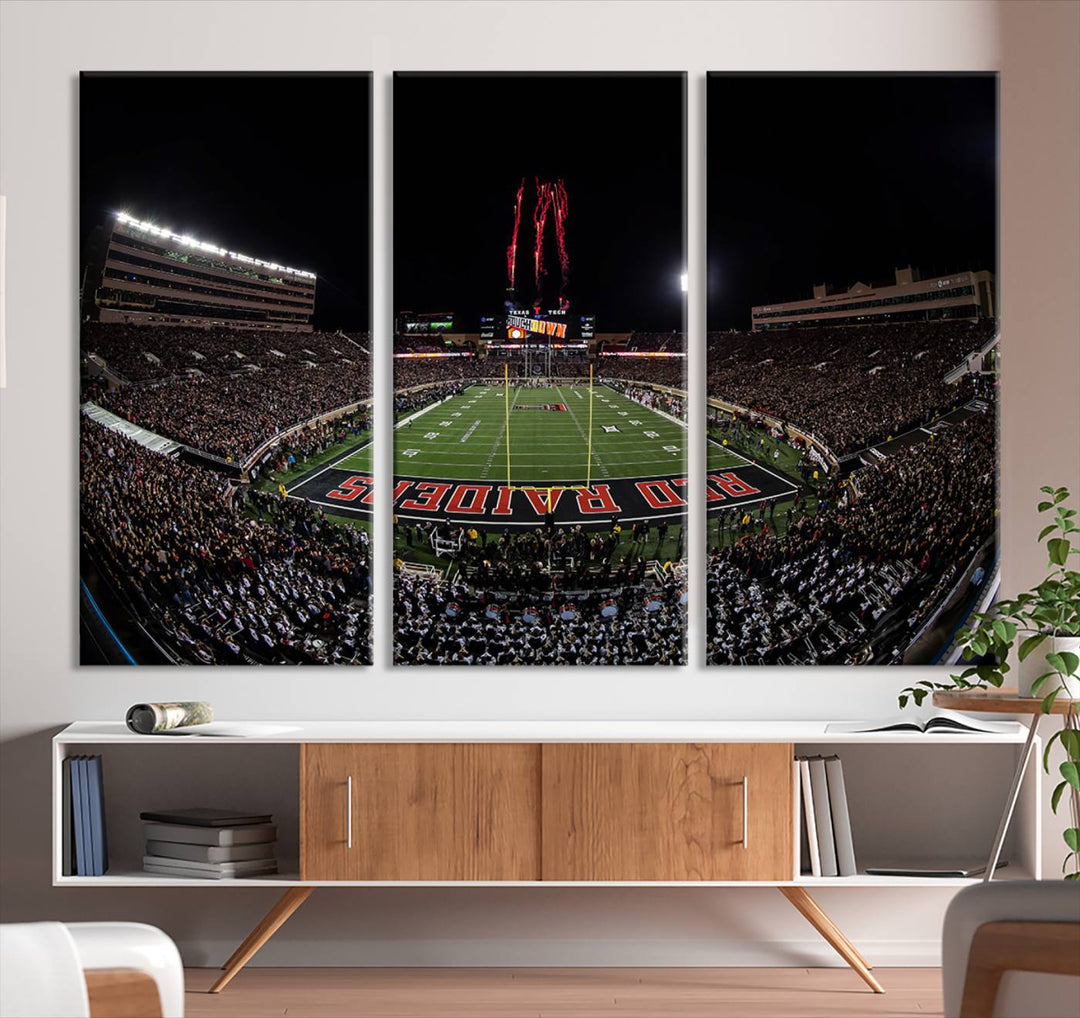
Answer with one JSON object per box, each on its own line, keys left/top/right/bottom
{"left": 184, "top": 967, "right": 944, "bottom": 1017}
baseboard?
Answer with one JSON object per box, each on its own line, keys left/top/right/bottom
{"left": 177, "top": 937, "right": 943, "bottom": 969}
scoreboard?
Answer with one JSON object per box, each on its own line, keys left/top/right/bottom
{"left": 480, "top": 309, "right": 596, "bottom": 341}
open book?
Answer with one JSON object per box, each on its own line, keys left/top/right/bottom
{"left": 156, "top": 722, "right": 301, "bottom": 738}
{"left": 825, "top": 708, "right": 1018, "bottom": 736}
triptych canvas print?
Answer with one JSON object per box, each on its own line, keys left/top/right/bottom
{"left": 78, "top": 71, "right": 997, "bottom": 669}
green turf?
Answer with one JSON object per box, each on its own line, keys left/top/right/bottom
{"left": 334, "top": 442, "right": 375, "bottom": 473}
{"left": 254, "top": 433, "right": 373, "bottom": 492}
{"left": 707, "top": 426, "right": 808, "bottom": 484}
{"left": 255, "top": 436, "right": 373, "bottom": 537}
{"left": 394, "top": 383, "right": 685, "bottom": 483}
{"left": 705, "top": 439, "right": 749, "bottom": 471}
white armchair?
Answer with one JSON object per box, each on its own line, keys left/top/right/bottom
{"left": 942, "top": 880, "right": 1080, "bottom": 1018}
{"left": 0, "top": 922, "right": 183, "bottom": 1018}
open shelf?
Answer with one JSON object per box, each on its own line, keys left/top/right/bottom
{"left": 54, "top": 739, "right": 299, "bottom": 884}
{"left": 792, "top": 739, "right": 1041, "bottom": 883}
{"left": 53, "top": 723, "right": 1039, "bottom": 888}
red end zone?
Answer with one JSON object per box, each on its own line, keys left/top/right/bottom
{"left": 285, "top": 464, "right": 797, "bottom": 526}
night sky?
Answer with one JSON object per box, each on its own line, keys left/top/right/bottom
{"left": 80, "top": 73, "right": 371, "bottom": 331}
{"left": 394, "top": 73, "right": 685, "bottom": 333}
{"left": 707, "top": 74, "right": 997, "bottom": 331}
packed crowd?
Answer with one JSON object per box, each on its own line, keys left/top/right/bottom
{"left": 393, "top": 333, "right": 455, "bottom": 353}
{"left": 251, "top": 409, "right": 369, "bottom": 482}
{"left": 83, "top": 323, "right": 370, "bottom": 381}
{"left": 706, "top": 319, "right": 997, "bottom": 455}
{"left": 450, "top": 523, "right": 658, "bottom": 593}
{"left": 599, "top": 356, "right": 687, "bottom": 389}
{"left": 393, "top": 353, "right": 593, "bottom": 391}
{"left": 394, "top": 571, "right": 686, "bottom": 665}
{"left": 626, "top": 331, "right": 685, "bottom": 353}
{"left": 607, "top": 381, "right": 686, "bottom": 421}
{"left": 706, "top": 406, "right": 996, "bottom": 665}
{"left": 80, "top": 417, "right": 371, "bottom": 665}
{"left": 99, "top": 359, "right": 371, "bottom": 461}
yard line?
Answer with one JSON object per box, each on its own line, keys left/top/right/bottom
{"left": 480, "top": 385, "right": 517, "bottom": 480}
{"left": 555, "top": 383, "right": 610, "bottom": 480}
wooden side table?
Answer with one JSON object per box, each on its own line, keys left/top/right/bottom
{"left": 933, "top": 690, "right": 1078, "bottom": 881}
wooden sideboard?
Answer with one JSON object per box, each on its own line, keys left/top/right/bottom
{"left": 299, "top": 742, "right": 792, "bottom": 883}
{"left": 301, "top": 742, "right": 542, "bottom": 881}
{"left": 53, "top": 721, "right": 1040, "bottom": 996}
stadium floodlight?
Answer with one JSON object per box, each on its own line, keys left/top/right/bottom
{"left": 112, "top": 210, "right": 316, "bottom": 279}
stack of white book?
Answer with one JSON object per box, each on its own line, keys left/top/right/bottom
{"left": 796, "top": 755, "right": 856, "bottom": 877}
{"left": 140, "top": 808, "right": 277, "bottom": 879}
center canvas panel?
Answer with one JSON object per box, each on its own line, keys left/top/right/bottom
{"left": 391, "top": 73, "right": 687, "bottom": 666}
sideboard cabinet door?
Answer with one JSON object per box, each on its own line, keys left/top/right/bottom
{"left": 541, "top": 743, "right": 794, "bottom": 881}
{"left": 300, "top": 744, "right": 541, "bottom": 880}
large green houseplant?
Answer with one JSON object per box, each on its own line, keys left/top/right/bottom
{"left": 899, "top": 486, "right": 1080, "bottom": 878}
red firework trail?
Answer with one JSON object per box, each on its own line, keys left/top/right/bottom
{"left": 533, "top": 178, "right": 554, "bottom": 296}
{"left": 552, "top": 178, "right": 569, "bottom": 304}
{"left": 506, "top": 178, "right": 524, "bottom": 290}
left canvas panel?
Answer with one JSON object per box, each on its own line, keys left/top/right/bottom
{"left": 79, "top": 73, "right": 373, "bottom": 665}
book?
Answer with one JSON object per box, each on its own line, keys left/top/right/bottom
{"left": 825, "top": 709, "right": 1018, "bottom": 735}
{"left": 156, "top": 722, "right": 301, "bottom": 738}
{"left": 808, "top": 757, "right": 838, "bottom": 878}
{"left": 141, "top": 822, "right": 277, "bottom": 846}
{"left": 141, "top": 855, "right": 278, "bottom": 875}
{"left": 824, "top": 756, "right": 857, "bottom": 877}
{"left": 139, "top": 808, "right": 272, "bottom": 827}
{"left": 145, "top": 840, "right": 276, "bottom": 863}
{"left": 75, "top": 757, "right": 93, "bottom": 877}
{"left": 799, "top": 758, "right": 821, "bottom": 877}
{"left": 141, "top": 862, "right": 278, "bottom": 881}
{"left": 86, "top": 756, "right": 108, "bottom": 876}
{"left": 794, "top": 758, "right": 807, "bottom": 877}
{"left": 62, "top": 757, "right": 73, "bottom": 877}
{"left": 865, "top": 860, "right": 1005, "bottom": 878}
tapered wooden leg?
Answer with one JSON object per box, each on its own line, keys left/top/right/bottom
{"left": 209, "top": 887, "right": 315, "bottom": 993}
{"left": 778, "top": 886, "right": 884, "bottom": 993}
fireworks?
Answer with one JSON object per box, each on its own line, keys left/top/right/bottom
{"left": 533, "top": 178, "right": 553, "bottom": 295}
{"left": 524, "top": 177, "right": 569, "bottom": 305}
{"left": 552, "top": 178, "right": 569, "bottom": 308}
{"left": 506, "top": 178, "right": 524, "bottom": 291}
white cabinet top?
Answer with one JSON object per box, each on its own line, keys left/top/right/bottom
{"left": 54, "top": 719, "right": 1027, "bottom": 745}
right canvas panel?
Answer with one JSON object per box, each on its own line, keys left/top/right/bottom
{"left": 706, "top": 73, "right": 999, "bottom": 666}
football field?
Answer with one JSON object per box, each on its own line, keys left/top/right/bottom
{"left": 395, "top": 383, "right": 685, "bottom": 484}
{"left": 283, "top": 384, "right": 797, "bottom": 528}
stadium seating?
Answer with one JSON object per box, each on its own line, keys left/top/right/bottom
{"left": 80, "top": 417, "right": 371, "bottom": 665}
{"left": 706, "top": 319, "right": 997, "bottom": 455}
{"left": 706, "top": 406, "right": 996, "bottom": 665}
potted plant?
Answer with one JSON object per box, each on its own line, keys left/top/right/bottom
{"left": 899, "top": 486, "right": 1080, "bottom": 879}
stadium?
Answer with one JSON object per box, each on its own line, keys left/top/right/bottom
{"left": 77, "top": 73, "right": 373, "bottom": 667}
{"left": 704, "top": 72, "right": 999, "bottom": 669}
{"left": 383, "top": 332, "right": 688, "bottom": 667}
{"left": 387, "top": 73, "right": 687, "bottom": 666}
{"left": 79, "top": 211, "right": 373, "bottom": 666}
{"left": 705, "top": 273, "right": 999, "bottom": 666}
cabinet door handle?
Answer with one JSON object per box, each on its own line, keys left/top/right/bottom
{"left": 346, "top": 775, "right": 353, "bottom": 849}
{"left": 742, "top": 776, "right": 749, "bottom": 850}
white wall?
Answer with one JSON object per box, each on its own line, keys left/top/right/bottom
{"left": 1, "top": 0, "right": 1077, "bottom": 967}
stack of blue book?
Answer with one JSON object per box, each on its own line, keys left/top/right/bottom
{"left": 62, "top": 755, "right": 108, "bottom": 876}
